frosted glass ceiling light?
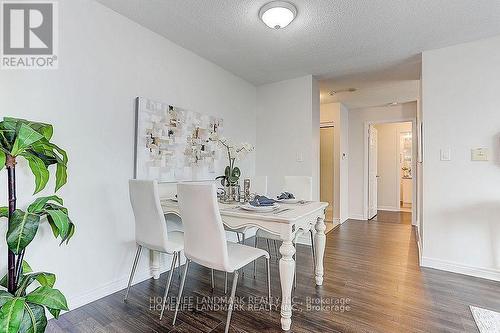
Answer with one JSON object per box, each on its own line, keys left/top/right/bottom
{"left": 259, "top": 1, "right": 297, "bottom": 29}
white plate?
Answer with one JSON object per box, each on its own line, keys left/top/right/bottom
{"left": 240, "top": 203, "right": 280, "bottom": 212}
{"left": 276, "top": 198, "right": 300, "bottom": 204}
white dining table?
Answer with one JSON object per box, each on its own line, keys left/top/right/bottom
{"left": 157, "top": 199, "right": 328, "bottom": 331}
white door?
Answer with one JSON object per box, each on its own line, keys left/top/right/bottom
{"left": 368, "top": 125, "right": 378, "bottom": 219}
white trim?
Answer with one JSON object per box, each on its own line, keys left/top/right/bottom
{"left": 363, "top": 117, "right": 418, "bottom": 226}
{"left": 349, "top": 214, "right": 366, "bottom": 220}
{"left": 421, "top": 257, "right": 500, "bottom": 282}
{"left": 377, "top": 205, "right": 401, "bottom": 212}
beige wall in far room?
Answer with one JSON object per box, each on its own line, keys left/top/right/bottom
{"left": 320, "top": 102, "right": 349, "bottom": 224}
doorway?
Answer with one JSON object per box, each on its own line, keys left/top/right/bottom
{"left": 365, "top": 120, "right": 416, "bottom": 224}
{"left": 320, "top": 124, "right": 334, "bottom": 222}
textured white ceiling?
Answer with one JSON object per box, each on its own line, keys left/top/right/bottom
{"left": 97, "top": 0, "right": 500, "bottom": 106}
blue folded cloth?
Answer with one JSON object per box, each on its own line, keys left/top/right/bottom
{"left": 277, "top": 192, "right": 295, "bottom": 200}
{"left": 249, "top": 195, "right": 276, "bottom": 207}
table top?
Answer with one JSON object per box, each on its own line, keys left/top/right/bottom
{"left": 161, "top": 199, "right": 328, "bottom": 224}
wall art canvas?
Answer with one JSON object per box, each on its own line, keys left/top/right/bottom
{"left": 134, "top": 97, "right": 223, "bottom": 182}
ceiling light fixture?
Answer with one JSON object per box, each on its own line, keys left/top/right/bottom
{"left": 259, "top": 1, "right": 297, "bottom": 29}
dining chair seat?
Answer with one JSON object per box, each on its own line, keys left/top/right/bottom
{"left": 226, "top": 242, "right": 269, "bottom": 272}
{"left": 136, "top": 230, "right": 185, "bottom": 253}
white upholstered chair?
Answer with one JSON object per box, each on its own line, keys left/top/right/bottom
{"left": 125, "top": 180, "right": 184, "bottom": 320}
{"left": 173, "top": 183, "right": 271, "bottom": 333}
{"left": 255, "top": 176, "right": 316, "bottom": 287}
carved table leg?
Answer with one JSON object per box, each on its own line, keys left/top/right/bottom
{"left": 314, "top": 216, "right": 326, "bottom": 286}
{"left": 150, "top": 250, "right": 160, "bottom": 280}
{"left": 279, "top": 239, "right": 296, "bottom": 331}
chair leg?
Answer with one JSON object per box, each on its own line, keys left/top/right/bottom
{"left": 224, "top": 271, "right": 239, "bottom": 333}
{"left": 265, "top": 257, "right": 271, "bottom": 309}
{"left": 273, "top": 240, "right": 279, "bottom": 263}
{"left": 177, "top": 252, "right": 181, "bottom": 279}
{"left": 224, "top": 272, "right": 228, "bottom": 294}
{"left": 236, "top": 232, "right": 241, "bottom": 243}
{"left": 211, "top": 269, "right": 215, "bottom": 292}
{"left": 124, "top": 245, "right": 142, "bottom": 301}
{"left": 172, "top": 259, "right": 190, "bottom": 326}
{"left": 253, "top": 236, "right": 258, "bottom": 279}
{"left": 160, "top": 252, "right": 178, "bottom": 320}
{"left": 310, "top": 229, "right": 316, "bottom": 270}
{"left": 242, "top": 234, "right": 246, "bottom": 277}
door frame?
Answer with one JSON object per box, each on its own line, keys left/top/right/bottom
{"left": 363, "top": 118, "right": 417, "bottom": 225}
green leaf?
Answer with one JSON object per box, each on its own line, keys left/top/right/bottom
{"left": 46, "top": 210, "right": 69, "bottom": 239}
{"left": 62, "top": 222, "right": 75, "bottom": 244}
{"left": 0, "top": 207, "right": 7, "bottom": 219}
{"left": 7, "top": 210, "right": 41, "bottom": 254}
{"left": 21, "top": 154, "right": 49, "bottom": 194}
{"left": 22, "top": 261, "right": 33, "bottom": 274}
{"left": 27, "top": 196, "right": 63, "bottom": 214}
{"left": 16, "top": 273, "right": 56, "bottom": 297}
{"left": 0, "top": 291, "right": 13, "bottom": 307}
{"left": 0, "top": 151, "right": 5, "bottom": 171}
{"left": 29, "top": 123, "right": 53, "bottom": 141}
{"left": 10, "top": 124, "right": 43, "bottom": 156}
{"left": 55, "top": 163, "right": 67, "bottom": 191}
{"left": 26, "top": 287, "right": 68, "bottom": 311}
{"left": 47, "top": 307, "right": 60, "bottom": 319}
{"left": 0, "top": 297, "right": 26, "bottom": 333}
{"left": 19, "top": 303, "right": 46, "bottom": 333}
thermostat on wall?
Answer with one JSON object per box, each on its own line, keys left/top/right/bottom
{"left": 471, "top": 148, "right": 489, "bottom": 161}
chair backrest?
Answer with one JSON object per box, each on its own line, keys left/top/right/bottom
{"left": 249, "top": 176, "right": 268, "bottom": 196}
{"left": 129, "top": 179, "right": 170, "bottom": 252}
{"left": 177, "top": 182, "right": 230, "bottom": 271}
{"left": 283, "top": 176, "right": 313, "bottom": 201}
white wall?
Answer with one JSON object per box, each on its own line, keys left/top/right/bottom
{"left": 256, "top": 75, "right": 320, "bottom": 199}
{"left": 320, "top": 102, "right": 349, "bottom": 223}
{"left": 348, "top": 102, "right": 417, "bottom": 219}
{"left": 421, "top": 35, "right": 500, "bottom": 281}
{"left": 0, "top": 0, "right": 256, "bottom": 310}
{"left": 374, "top": 122, "right": 412, "bottom": 211}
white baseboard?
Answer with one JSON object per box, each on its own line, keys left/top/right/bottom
{"left": 349, "top": 214, "right": 366, "bottom": 220}
{"left": 421, "top": 257, "right": 500, "bottom": 282}
{"left": 377, "top": 206, "right": 400, "bottom": 212}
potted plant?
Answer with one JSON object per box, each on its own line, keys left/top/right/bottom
{"left": 212, "top": 135, "right": 254, "bottom": 201}
{"left": 0, "top": 117, "right": 74, "bottom": 332}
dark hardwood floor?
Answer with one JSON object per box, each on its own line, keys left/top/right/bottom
{"left": 47, "top": 211, "right": 500, "bottom": 332}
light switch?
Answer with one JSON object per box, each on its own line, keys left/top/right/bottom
{"left": 471, "top": 148, "right": 489, "bottom": 161}
{"left": 296, "top": 152, "right": 304, "bottom": 162}
{"left": 440, "top": 148, "right": 451, "bottom": 161}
